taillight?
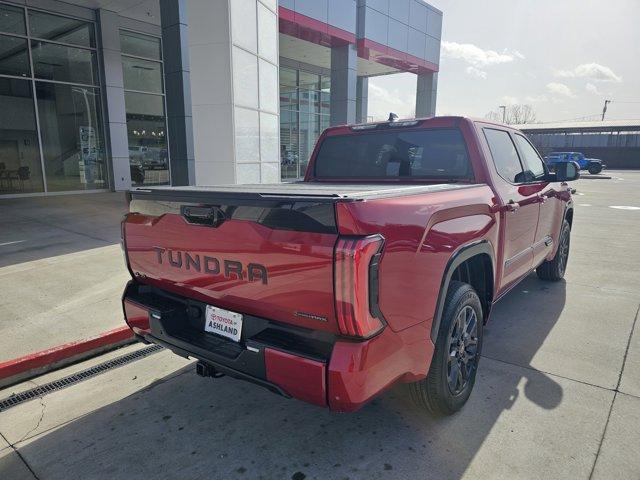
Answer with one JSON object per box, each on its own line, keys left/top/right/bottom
{"left": 334, "top": 235, "right": 385, "bottom": 338}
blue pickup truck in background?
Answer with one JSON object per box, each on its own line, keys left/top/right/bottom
{"left": 544, "top": 152, "right": 605, "bottom": 174}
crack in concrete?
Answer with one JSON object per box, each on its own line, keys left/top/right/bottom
{"left": 587, "top": 302, "right": 640, "bottom": 480}
{"left": 17, "top": 396, "right": 47, "bottom": 445}
{"left": 0, "top": 430, "right": 40, "bottom": 480}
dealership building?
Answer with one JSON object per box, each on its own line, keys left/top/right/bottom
{"left": 0, "top": 0, "right": 441, "bottom": 196}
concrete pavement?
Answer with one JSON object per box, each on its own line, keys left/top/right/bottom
{"left": 0, "top": 193, "right": 130, "bottom": 367}
{"left": 1, "top": 171, "right": 639, "bottom": 479}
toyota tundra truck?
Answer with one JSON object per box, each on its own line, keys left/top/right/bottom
{"left": 121, "top": 116, "right": 579, "bottom": 415}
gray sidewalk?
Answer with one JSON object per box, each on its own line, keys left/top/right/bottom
{"left": 0, "top": 193, "right": 130, "bottom": 363}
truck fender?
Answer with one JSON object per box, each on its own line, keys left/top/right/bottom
{"left": 430, "top": 240, "right": 495, "bottom": 342}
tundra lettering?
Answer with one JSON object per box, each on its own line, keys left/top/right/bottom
{"left": 152, "top": 247, "right": 268, "bottom": 284}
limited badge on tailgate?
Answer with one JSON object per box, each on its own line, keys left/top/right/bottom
{"left": 204, "top": 305, "right": 243, "bottom": 342}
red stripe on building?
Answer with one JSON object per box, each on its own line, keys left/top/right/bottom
{"left": 357, "top": 38, "right": 439, "bottom": 74}
{"left": 278, "top": 6, "right": 356, "bottom": 47}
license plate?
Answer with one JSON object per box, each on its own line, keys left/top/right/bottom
{"left": 204, "top": 305, "right": 243, "bottom": 342}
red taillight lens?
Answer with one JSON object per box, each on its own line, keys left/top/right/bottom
{"left": 334, "top": 235, "right": 385, "bottom": 338}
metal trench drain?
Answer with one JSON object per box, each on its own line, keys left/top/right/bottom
{"left": 0, "top": 344, "right": 164, "bottom": 413}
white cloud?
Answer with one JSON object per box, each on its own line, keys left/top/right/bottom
{"left": 524, "top": 94, "right": 549, "bottom": 103}
{"left": 555, "top": 63, "right": 622, "bottom": 82}
{"left": 585, "top": 83, "right": 602, "bottom": 95}
{"left": 546, "top": 82, "right": 575, "bottom": 98}
{"left": 501, "top": 96, "right": 519, "bottom": 105}
{"left": 513, "top": 50, "right": 526, "bottom": 60}
{"left": 465, "top": 66, "right": 487, "bottom": 79}
{"left": 367, "top": 78, "right": 416, "bottom": 120}
{"left": 441, "top": 41, "right": 515, "bottom": 68}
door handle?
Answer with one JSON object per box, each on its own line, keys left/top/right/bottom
{"left": 503, "top": 200, "right": 520, "bottom": 212}
{"left": 538, "top": 194, "right": 547, "bottom": 204}
{"left": 181, "top": 205, "right": 226, "bottom": 227}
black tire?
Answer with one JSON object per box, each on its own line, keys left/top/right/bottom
{"left": 588, "top": 164, "right": 602, "bottom": 174}
{"left": 536, "top": 219, "right": 571, "bottom": 281}
{"left": 409, "top": 281, "right": 483, "bottom": 415}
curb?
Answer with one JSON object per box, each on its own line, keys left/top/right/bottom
{"left": 580, "top": 174, "right": 612, "bottom": 179}
{"left": 0, "top": 327, "right": 135, "bottom": 389}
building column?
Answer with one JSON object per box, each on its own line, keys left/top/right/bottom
{"left": 160, "top": 0, "right": 195, "bottom": 186}
{"left": 97, "top": 9, "right": 130, "bottom": 191}
{"left": 187, "top": 0, "right": 280, "bottom": 185}
{"left": 415, "top": 72, "right": 438, "bottom": 117}
{"left": 356, "top": 76, "right": 368, "bottom": 123}
{"left": 330, "top": 44, "right": 358, "bottom": 126}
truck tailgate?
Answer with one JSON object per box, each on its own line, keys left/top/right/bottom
{"left": 124, "top": 195, "right": 339, "bottom": 333}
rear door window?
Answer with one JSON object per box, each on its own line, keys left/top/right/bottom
{"left": 483, "top": 128, "right": 524, "bottom": 183}
{"left": 314, "top": 128, "right": 472, "bottom": 180}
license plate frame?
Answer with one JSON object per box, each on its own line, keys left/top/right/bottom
{"left": 204, "top": 305, "right": 243, "bottom": 343}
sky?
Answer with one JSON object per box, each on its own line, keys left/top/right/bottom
{"left": 368, "top": 0, "right": 640, "bottom": 123}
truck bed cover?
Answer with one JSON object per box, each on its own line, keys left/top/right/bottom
{"left": 129, "top": 182, "right": 479, "bottom": 204}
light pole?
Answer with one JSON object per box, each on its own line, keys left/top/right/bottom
{"left": 499, "top": 105, "right": 506, "bottom": 123}
{"left": 601, "top": 99, "right": 611, "bottom": 121}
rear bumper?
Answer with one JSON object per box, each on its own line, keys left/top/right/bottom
{"left": 123, "top": 280, "right": 432, "bottom": 412}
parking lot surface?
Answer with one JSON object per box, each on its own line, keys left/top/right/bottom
{"left": 1, "top": 171, "right": 639, "bottom": 480}
{"left": 0, "top": 193, "right": 128, "bottom": 363}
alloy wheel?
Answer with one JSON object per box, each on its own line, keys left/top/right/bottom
{"left": 447, "top": 305, "right": 479, "bottom": 395}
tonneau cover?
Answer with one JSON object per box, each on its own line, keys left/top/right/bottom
{"left": 129, "top": 182, "right": 478, "bottom": 203}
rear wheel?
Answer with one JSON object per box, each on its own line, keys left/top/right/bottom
{"left": 410, "top": 281, "right": 483, "bottom": 415}
{"left": 536, "top": 219, "right": 571, "bottom": 281}
{"left": 588, "top": 164, "right": 602, "bottom": 174}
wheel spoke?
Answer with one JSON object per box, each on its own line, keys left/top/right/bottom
{"left": 448, "top": 361, "right": 460, "bottom": 389}
{"left": 460, "top": 362, "right": 469, "bottom": 381}
{"left": 465, "top": 312, "right": 477, "bottom": 336}
{"left": 456, "top": 364, "right": 464, "bottom": 389}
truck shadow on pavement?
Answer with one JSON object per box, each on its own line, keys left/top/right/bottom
{"left": 0, "top": 193, "right": 126, "bottom": 268}
{"left": 18, "top": 275, "right": 566, "bottom": 480}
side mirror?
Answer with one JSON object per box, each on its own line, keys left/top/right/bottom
{"left": 553, "top": 161, "right": 580, "bottom": 182}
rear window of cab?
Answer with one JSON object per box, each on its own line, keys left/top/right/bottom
{"left": 314, "top": 128, "right": 473, "bottom": 180}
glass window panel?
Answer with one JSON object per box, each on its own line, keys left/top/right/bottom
{"left": 35, "top": 82, "right": 107, "bottom": 191}
{"left": 483, "top": 128, "right": 524, "bottom": 183}
{"left": 299, "top": 114, "right": 319, "bottom": 176}
{"left": 0, "top": 4, "right": 26, "bottom": 35}
{"left": 122, "top": 55, "right": 163, "bottom": 93}
{"left": 280, "top": 112, "right": 298, "bottom": 180}
{"left": 0, "top": 78, "right": 44, "bottom": 194}
{"left": 299, "top": 71, "right": 319, "bottom": 90}
{"left": 320, "top": 92, "right": 330, "bottom": 116}
{"left": 320, "top": 115, "right": 330, "bottom": 132}
{"left": 514, "top": 134, "right": 546, "bottom": 181}
{"left": 299, "top": 90, "right": 311, "bottom": 113}
{"left": 28, "top": 10, "right": 95, "bottom": 47}
{"left": 320, "top": 75, "right": 330, "bottom": 92}
{"left": 314, "top": 129, "right": 472, "bottom": 180}
{"left": 32, "top": 41, "right": 98, "bottom": 85}
{"left": 279, "top": 66, "right": 297, "bottom": 91}
{"left": 0, "top": 34, "right": 30, "bottom": 77}
{"left": 120, "top": 30, "right": 161, "bottom": 60}
{"left": 124, "top": 91, "right": 168, "bottom": 186}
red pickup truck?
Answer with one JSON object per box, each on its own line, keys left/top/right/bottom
{"left": 121, "top": 116, "right": 579, "bottom": 415}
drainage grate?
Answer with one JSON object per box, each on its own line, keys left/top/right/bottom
{"left": 0, "top": 344, "right": 164, "bottom": 413}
